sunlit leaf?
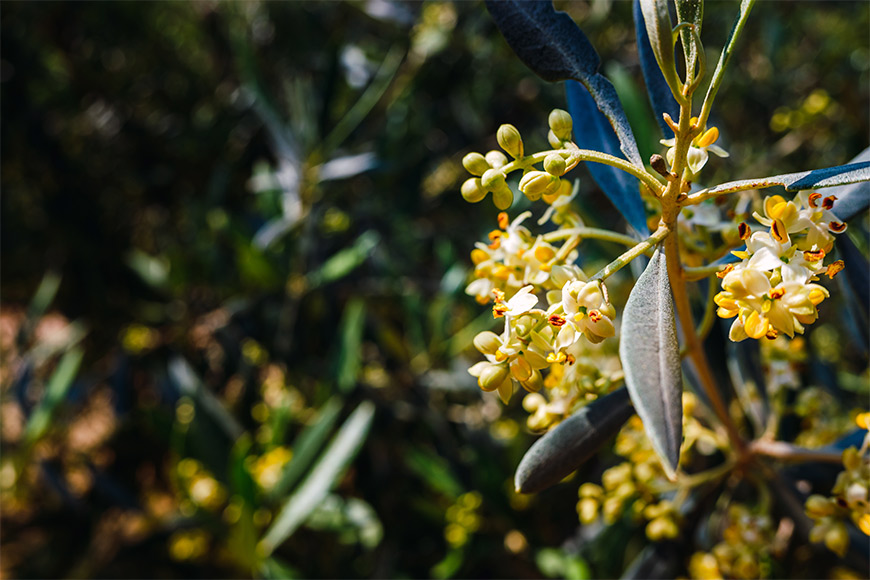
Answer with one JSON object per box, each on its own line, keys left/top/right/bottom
{"left": 639, "top": 0, "right": 681, "bottom": 102}
{"left": 514, "top": 388, "right": 633, "bottom": 494}
{"left": 567, "top": 81, "right": 649, "bottom": 235}
{"left": 260, "top": 401, "right": 375, "bottom": 555}
{"left": 269, "top": 397, "right": 344, "bottom": 500}
{"left": 485, "top": 0, "right": 642, "bottom": 168}
{"left": 697, "top": 161, "right": 870, "bottom": 199}
{"left": 633, "top": 0, "right": 679, "bottom": 136}
{"left": 336, "top": 298, "right": 366, "bottom": 393}
{"left": 830, "top": 147, "right": 870, "bottom": 222}
{"left": 168, "top": 356, "right": 244, "bottom": 441}
{"left": 674, "top": 0, "right": 703, "bottom": 83}
{"left": 405, "top": 448, "right": 463, "bottom": 499}
{"left": 23, "top": 347, "right": 84, "bottom": 444}
{"left": 308, "top": 230, "right": 380, "bottom": 287}
{"left": 619, "top": 247, "right": 682, "bottom": 478}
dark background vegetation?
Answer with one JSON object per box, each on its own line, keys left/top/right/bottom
{"left": 1, "top": 1, "right": 867, "bottom": 578}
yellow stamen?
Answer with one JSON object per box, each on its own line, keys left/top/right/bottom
{"left": 808, "top": 288, "right": 827, "bottom": 305}
{"left": 471, "top": 249, "right": 488, "bottom": 265}
{"left": 534, "top": 245, "right": 556, "bottom": 262}
{"left": 855, "top": 412, "right": 870, "bottom": 430}
{"left": 546, "top": 351, "right": 567, "bottom": 364}
{"left": 716, "top": 264, "right": 735, "bottom": 279}
{"left": 803, "top": 249, "right": 826, "bottom": 262}
{"left": 548, "top": 314, "right": 566, "bottom": 327}
{"left": 764, "top": 195, "right": 786, "bottom": 218}
{"left": 825, "top": 260, "right": 845, "bottom": 279}
{"left": 771, "top": 218, "right": 789, "bottom": 244}
{"left": 696, "top": 126, "right": 719, "bottom": 148}
{"left": 765, "top": 328, "right": 778, "bottom": 340}
{"left": 768, "top": 287, "right": 785, "bottom": 300}
{"left": 494, "top": 350, "right": 508, "bottom": 362}
{"left": 493, "top": 304, "right": 508, "bottom": 318}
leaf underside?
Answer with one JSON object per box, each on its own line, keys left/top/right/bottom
{"left": 514, "top": 387, "right": 633, "bottom": 494}
{"left": 619, "top": 247, "right": 683, "bottom": 478}
{"left": 633, "top": 0, "right": 679, "bottom": 136}
{"left": 485, "top": 0, "right": 642, "bottom": 168}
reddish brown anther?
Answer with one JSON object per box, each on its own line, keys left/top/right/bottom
{"left": 826, "top": 260, "right": 845, "bottom": 278}
{"left": 808, "top": 192, "right": 822, "bottom": 208}
{"left": 822, "top": 195, "right": 837, "bottom": 210}
{"left": 738, "top": 222, "right": 751, "bottom": 240}
{"left": 716, "top": 264, "right": 735, "bottom": 279}
{"left": 497, "top": 211, "right": 509, "bottom": 230}
{"left": 548, "top": 314, "right": 566, "bottom": 327}
{"left": 829, "top": 221, "right": 846, "bottom": 233}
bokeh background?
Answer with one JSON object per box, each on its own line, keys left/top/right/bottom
{"left": 2, "top": 1, "right": 868, "bottom": 578}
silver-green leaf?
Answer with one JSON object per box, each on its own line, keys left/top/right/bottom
{"left": 514, "top": 388, "right": 633, "bottom": 494}
{"left": 640, "top": 0, "right": 682, "bottom": 101}
{"left": 619, "top": 247, "right": 683, "bottom": 478}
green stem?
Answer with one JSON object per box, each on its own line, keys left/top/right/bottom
{"left": 684, "top": 263, "right": 725, "bottom": 281}
{"left": 590, "top": 226, "right": 671, "bottom": 281}
{"left": 504, "top": 149, "right": 665, "bottom": 196}
{"left": 697, "top": 0, "right": 756, "bottom": 131}
{"left": 541, "top": 227, "right": 641, "bottom": 248}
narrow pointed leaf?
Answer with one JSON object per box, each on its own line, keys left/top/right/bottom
{"left": 700, "top": 0, "right": 754, "bottom": 123}
{"left": 567, "top": 81, "right": 649, "bottom": 235}
{"left": 696, "top": 161, "right": 870, "bottom": 199}
{"left": 639, "top": 0, "right": 681, "bottom": 101}
{"left": 23, "top": 347, "right": 84, "bottom": 444}
{"left": 633, "top": 0, "right": 679, "bottom": 135}
{"left": 485, "top": 0, "right": 642, "bottom": 168}
{"left": 514, "top": 388, "right": 633, "bottom": 494}
{"left": 260, "top": 401, "right": 375, "bottom": 555}
{"left": 830, "top": 147, "right": 870, "bottom": 222}
{"left": 619, "top": 247, "right": 683, "bottom": 478}
{"left": 674, "top": 0, "right": 703, "bottom": 83}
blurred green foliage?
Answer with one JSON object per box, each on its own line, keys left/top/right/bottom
{"left": 1, "top": 1, "right": 867, "bottom": 578}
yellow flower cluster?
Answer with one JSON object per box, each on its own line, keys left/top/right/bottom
{"left": 688, "top": 504, "right": 776, "bottom": 579}
{"left": 805, "top": 435, "right": 870, "bottom": 556}
{"left": 465, "top": 211, "right": 580, "bottom": 304}
{"left": 468, "top": 275, "right": 618, "bottom": 406}
{"left": 576, "top": 394, "right": 724, "bottom": 540}
{"left": 714, "top": 191, "right": 846, "bottom": 341}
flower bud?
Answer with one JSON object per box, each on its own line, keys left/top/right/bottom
{"left": 462, "top": 152, "right": 490, "bottom": 176}
{"left": 478, "top": 363, "right": 509, "bottom": 391}
{"left": 522, "top": 392, "right": 545, "bottom": 412}
{"left": 461, "top": 178, "right": 487, "bottom": 203}
{"left": 510, "top": 357, "right": 532, "bottom": 382}
{"left": 577, "top": 497, "right": 599, "bottom": 524}
{"left": 543, "top": 153, "right": 567, "bottom": 177}
{"left": 519, "top": 170, "right": 555, "bottom": 200}
{"left": 547, "top": 130, "right": 563, "bottom": 149}
{"left": 521, "top": 369, "right": 543, "bottom": 392}
{"left": 473, "top": 331, "right": 501, "bottom": 355}
{"left": 481, "top": 168, "right": 506, "bottom": 191}
{"left": 805, "top": 494, "right": 835, "bottom": 518}
{"left": 497, "top": 124, "right": 524, "bottom": 159}
{"left": 646, "top": 516, "right": 679, "bottom": 541}
{"left": 485, "top": 150, "right": 508, "bottom": 169}
{"left": 544, "top": 177, "right": 562, "bottom": 195}
{"left": 824, "top": 522, "right": 849, "bottom": 557}
{"left": 492, "top": 187, "right": 514, "bottom": 210}
{"left": 548, "top": 109, "right": 573, "bottom": 141}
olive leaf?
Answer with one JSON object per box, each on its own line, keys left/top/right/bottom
{"left": 674, "top": 0, "right": 704, "bottom": 84}
{"left": 619, "top": 246, "right": 683, "bottom": 478}
{"left": 697, "top": 161, "right": 870, "bottom": 199}
{"left": 484, "top": 0, "right": 642, "bottom": 168}
{"left": 830, "top": 147, "right": 870, "bottom": 222}
{"left": 514, "top": 388, "right": 633, "bottom": 494}
{"left": 566, "top": 81, "right": 650, "bottom": 235}
{"left": 639, "top": 0, "right": 682, "bottom": 102}
{"left": 633, "top": 0, "right": 679, "bottom": 136}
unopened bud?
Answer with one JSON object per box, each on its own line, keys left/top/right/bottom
{"left": 473, "top": 331, "right": 501, "bottom": 355}
{"left": 548, "top": 109, "right": 573, "bottom": 141}
{"left": 519, "top": 170, "right": 555, "bottom": 200}
{"left": 485, "top": 150, "right": 508, "bottom": 169}
{"left": 462, "top": 152, "right": 490, "bottom": 176}
{"left": 521, "top": 369, "right": 543, "bottom": 392}
{"left": 497, "top": 124, "right": 524, "bottom": 159}
{"left": 479, "top": 364, "right": 509, "bottom": 391}
{"left": 824, "top": 522, "right": 849, "bottom": 557}
{"left": 461, "top": 178, "right": 487, "bottom": 203}
{"left": 544, "top": 153, "right": 567, "bottom": 177}
{"left": 577, "top": 497, "right": 599, "bottom": 524}
{"left": 547, "top": 130, "right": 563, "bottom": 149}
{"left": 646, "top": 516, "right": 679, "bottom": 540}
{"left": 805, "top": 495, "right": 835, "bottom": 518}
{"left": 492, "top": 187, "right": 514, "bottom": 210}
